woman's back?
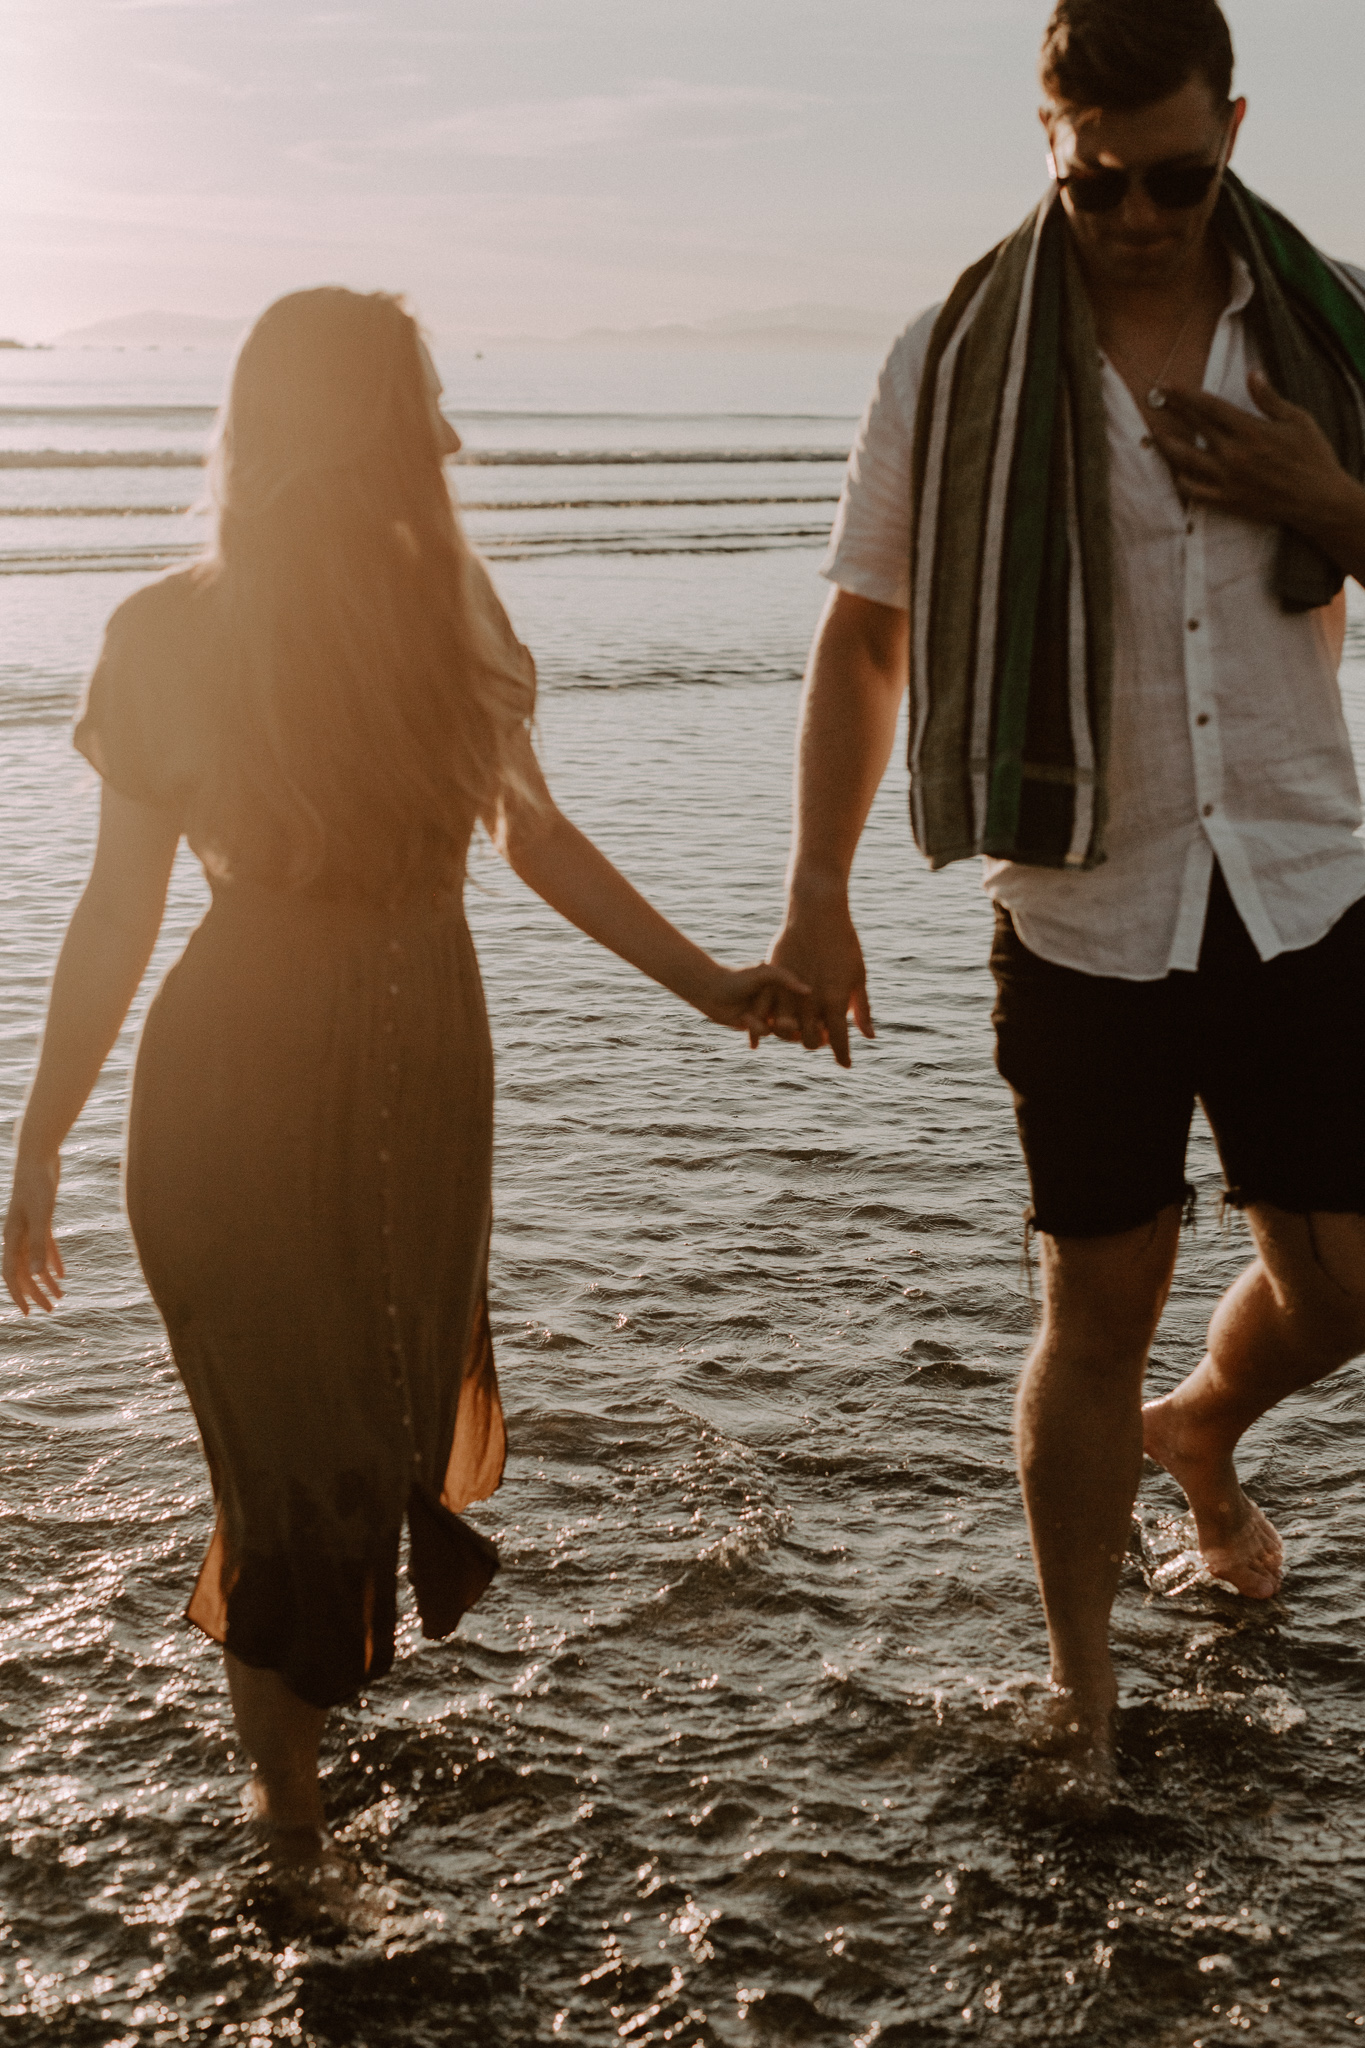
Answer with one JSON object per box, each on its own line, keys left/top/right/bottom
{"left": 76, "top": 544, "right": 531, "bottom": 906}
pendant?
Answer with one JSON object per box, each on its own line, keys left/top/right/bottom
{"left": 1148, "top": 387, "right": 1167, "bottom": 410}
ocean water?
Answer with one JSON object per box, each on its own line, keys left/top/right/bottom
{"left": 3, "top": 341, "right": 1365, "bottom": 2047}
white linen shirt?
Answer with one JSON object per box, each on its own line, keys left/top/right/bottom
{"left": 823, "top": 251, "right": 1365, "bottom": 980}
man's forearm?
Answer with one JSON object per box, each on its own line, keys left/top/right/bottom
{"left": 786, "top": 588, "right": 909, "bottom": 903}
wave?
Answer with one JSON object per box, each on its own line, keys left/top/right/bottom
{"left": 0, "top": 525, "right": 832, "bottom": 576}
{"left": 0, "top": 504, "right": 198, "bottom": 517}
{"left": 0, "top": 404, "right": 857, "bottom": 425}
{"left": 0, "top": 492, "right": 839, "bottom": 519}
{"left": 0, "top": 446, "right": 849, "bottom": 471}
{"left": 0, "top": 451, "right": 206, "bottom": 469}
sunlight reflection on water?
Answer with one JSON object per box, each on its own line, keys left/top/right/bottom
{"left": 2, "top": 360, "right": 1365, "bottom": 2045}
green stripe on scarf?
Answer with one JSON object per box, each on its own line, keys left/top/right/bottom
{"left": 907, "top": 171, "right": 1365, "bottom": 872}
{"left": 986, "top": 210, "right": 1065, "bottom": 849}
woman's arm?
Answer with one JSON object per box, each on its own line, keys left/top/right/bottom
{"left": 3, "top": 785, "right": 180, "bottom": 1314}
{"left": 487, "top": 730, "right": 805, "bottom": 1029}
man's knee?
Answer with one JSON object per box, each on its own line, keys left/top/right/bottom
{"left": 1254, "top": 1208, "right": 1365, "bottom": 1365}
{"left": 1036, "top": 1212, "right": 1180, "bottom": 1365}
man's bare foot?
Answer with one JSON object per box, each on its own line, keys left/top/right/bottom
{"left": 1143, "top": 1395, "right": 1283, "bottom": 1598}
{"left": 1014, "top": 1685, "right": 1118, "bottom": 1819}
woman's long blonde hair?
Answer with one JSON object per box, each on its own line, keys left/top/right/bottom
{"left": 194, "top": 287, "right": 535, "bottom": 898}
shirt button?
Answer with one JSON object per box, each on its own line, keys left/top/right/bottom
{"left": 1203, "top": 803, "right": 1216, "bottom": 817}
{"left": 1141, "top": 434, "right": 1154, "bottom": 449}
{"left": 1188, "top": 619, "right": 1200, "bottom": 631}
{"left": 1196, "top": 713, "right": 1210, "bottom": 727}
{"left": 1186, "top": 520, "right": 1196, "bottom": 535}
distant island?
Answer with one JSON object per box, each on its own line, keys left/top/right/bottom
{"left": 50, "top": 311, "right": 250, "bottom": 350}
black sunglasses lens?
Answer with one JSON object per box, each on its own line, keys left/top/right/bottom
{"left": 1144, "top": 162, "right": 1220, "bottom": 209}
{"left": 1065, "top": 169, "right": 1128, "bottom": 213}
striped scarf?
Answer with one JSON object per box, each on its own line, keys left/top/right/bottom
{"left": 908, "top": 171, "right": 1365, "bottom": 872}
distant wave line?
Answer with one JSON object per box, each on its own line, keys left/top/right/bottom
{"left": 0, "top": 526, "right": 830, "bottom": 575}
{"left": 0, "top": 504, "right": 199, "bottom": 518}
{"left": 0, "top": 493, "right": 841, "bottom": 518}
{"left": 0, "top": 448, "right": 849, "bottom": 471}
{"left": 1, "top": 452, "right": 206, "bottom": 469}
{"left": 0, "top": 404, "right": 859, "bottom": 426}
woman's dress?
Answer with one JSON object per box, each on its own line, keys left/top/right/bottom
{"left": 75, "top": 569, "right": 510, "bottom": 1708}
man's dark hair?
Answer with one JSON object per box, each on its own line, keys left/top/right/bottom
{"left": 1040, "top": 0, "right": 1235, "bottom": 112}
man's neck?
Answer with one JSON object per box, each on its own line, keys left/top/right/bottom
{"left": 1076, "top": 225, "right": 1231, "bottom": 332}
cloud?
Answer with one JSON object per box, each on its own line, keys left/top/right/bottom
{"left": 298, "top": 80, "right": 813, "bottom": 167}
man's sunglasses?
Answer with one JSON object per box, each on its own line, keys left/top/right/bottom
{"left": 1054, "top": 146, "right": 1227, "bottom": 215}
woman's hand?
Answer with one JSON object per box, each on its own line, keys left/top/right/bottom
{"left": 3, "top": 780, "right": 176, "bottom": 1317}
{"left": 3, "top": 1152, "right": 64, "bottom": 1315}
{"left": 691, "top": 961, "right": 812, "bottom": 1045}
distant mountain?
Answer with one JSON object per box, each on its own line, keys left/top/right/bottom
{"left": 50, "top": 311, "right": 249, "bottom": 349}
{"left": 42, "top": 303, "right": 903, "bottom": 355}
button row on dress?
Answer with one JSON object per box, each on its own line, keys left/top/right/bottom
{"left": 378, "top": 925, "right": 418, "bottom": 1464}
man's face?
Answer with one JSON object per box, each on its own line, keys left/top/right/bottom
{"left": 1043, "top": 75, "right": 1245, "bottom": 290}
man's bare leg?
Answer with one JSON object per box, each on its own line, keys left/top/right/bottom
{"left": 1143, "top": 1206, "right": 1365, "bottom": 1595}
{"left": 1017, "top": 1208, "right": 1182, "bottom": 1752}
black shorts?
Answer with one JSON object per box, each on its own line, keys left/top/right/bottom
{"left": 990, "top": 866, "right": 1365, "bottom": 1239}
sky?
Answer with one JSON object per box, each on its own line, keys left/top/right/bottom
{"left": 4, "top": 0, "right": 1365, "bottom": 343}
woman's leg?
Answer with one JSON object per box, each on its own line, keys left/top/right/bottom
{"left": 224, "top": 1649, "right": 327, "bottom": 1833}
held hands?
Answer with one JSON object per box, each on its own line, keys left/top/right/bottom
{"left": 764, "top": 885, "right": 875, "bottom": 1070}
{"left": 1149, "top": 372, "right": 1360, "bottom": 538}
{"left": 3, "top": 1152, "right": 64, "bottom": 1315}
{"left": 694, "top": 960, "right": 812, "bottom": 1044}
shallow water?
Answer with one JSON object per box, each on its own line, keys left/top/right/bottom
{"left": 3, "top": 349, "right": 1365, "bottom": 2046}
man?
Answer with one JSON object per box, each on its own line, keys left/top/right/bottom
{"left": 770, "top": 0, "right": 1365, "bottom": 1769}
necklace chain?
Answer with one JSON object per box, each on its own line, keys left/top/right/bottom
{"left": 1105, "top": 295, "right": 1203, "bottom": 411}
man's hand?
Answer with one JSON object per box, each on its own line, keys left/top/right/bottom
{"left": 768, "top": 882, "right": 874, "bottom": 1069}
{"left": 1151, "top": 373, "right": 1365, "bottom": 581}
{"left": 768, "top": 585, "right": 907, "bottom": 1068}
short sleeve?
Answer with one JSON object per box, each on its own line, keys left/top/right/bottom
{"left": 74, "top": 574, "right": 206, "bottom": 816}
{"left": 462, "top": 550, "right": 538, "bottom": 717}
{"left": 820, "top": 304, "right": 941, "bottom": 612}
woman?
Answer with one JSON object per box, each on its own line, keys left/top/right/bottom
{"left": 1, "top": 288, "right": 800, "bottom": 1863}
